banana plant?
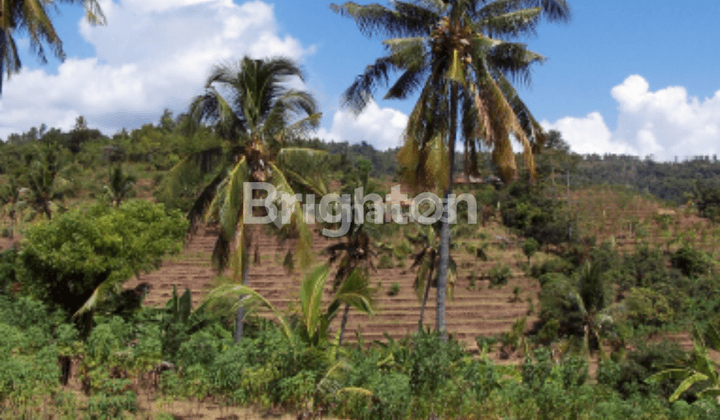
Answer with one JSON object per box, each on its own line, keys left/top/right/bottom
{"left": 647, "top": 324, "right": 720, "bottom": 403}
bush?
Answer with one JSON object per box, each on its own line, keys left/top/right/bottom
{"left": 501, "top": 182, "right": 577, "bottom": 246}
{"left": 378, "top": 254, "right": 394, "bottom": 269}
{"left": 530, "top": 257, "right": 574, "bottom": 278}
{"left": 597, "top": 340, "right": 685, "bottom": 399}
{"left": 671, "top": 245, "right": 714, "bottom": 278}
{"left": 488, "top": 264, "right": 512, "bottom": 287}
{"left": 624, "top": 287, "right": 675, "bottom": 326}
{"left": 387, "top": 283, "right": 400, "bottom": 296}
{"left": 86, "top": 378, "right": 138, "bottom": 420}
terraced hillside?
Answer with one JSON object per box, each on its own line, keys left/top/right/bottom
{"left": 126, "top": 222, "right": 540, "bottom": 360}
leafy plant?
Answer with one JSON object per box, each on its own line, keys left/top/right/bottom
{"left": 647, "top": 325, "right": 720, "bottom": 403}
{"left": 522, "top": 238, "right": 540, "bottom": 264}
{"left": 539, "top": 262, "right": 617, "bottom": 355}
{"left": 103, "top": 164, "right": 136, "bottom": 207}
{"left": 18, "top": 201, "right": 187, "bottom": 320}
{"left": 388, "top": 283, "right": 400, "bottom": 297}
{"left": 203, "top": 264, "right": 374, "bottom": 347}
{"left": 488, "top": 264, "right": 512, "bottom": 287}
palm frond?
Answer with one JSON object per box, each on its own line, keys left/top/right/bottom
{"left": 479, "top": 7, "right": 542, "bottom": 39}
{"left": 268, "top": 161, "right": 314, "bottom": 269}
{"left": 202, "top": 283, "right": 294, "bottom": 344}
{"left": 334, "top": 268, "right": 375, "bottom": 317}
{"left": 300, "top": 264, "right": 332, "bottom": 342}
{"left": 330, "top": 2, "right": 436, "bottom": 39}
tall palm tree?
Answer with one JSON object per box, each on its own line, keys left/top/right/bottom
{"left": 170, "top": 56, "right": 323, "bottom": 342}
{"left": 0, "top": 0, "right": 105, "bottom": 93}
{"left": 331, "top": 0, "right": 571, "bottom": 337}
{"left": 323, "top": 159, "right": 379, "bottom": 345}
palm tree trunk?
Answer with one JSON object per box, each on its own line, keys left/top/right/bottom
{"left": 338, "top": 303, "right": 351, "bottom": 346}
{"left": 418, "top": 256, "right": 434, "bottom": 332}
{"left": 436, "top": 84, "right": 459, "bottom": 340}
{"left": 234, "top": 229, "right": 251, "bottom": 343}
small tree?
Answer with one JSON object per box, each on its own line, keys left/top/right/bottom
{"left": 17, "top": 201, "right": 187, "bottom": 321}
{"left": 104, "top": 164, "right": 136, "bottom": 207}
{"left": 521, "top": 238, "right": 540, "bottom": 264}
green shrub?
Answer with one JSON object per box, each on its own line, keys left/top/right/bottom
{"left": 86, "top": 378, "right": 138, "bottom": 420}
{"left": 624, "top": 287, "right": 675, "bottom": 326}
{"left": 530, "top": 257, "right": 574, "bottom": 278}
{"left": 671, "top": 245, "right": 714, "bottom": 278}
{"left": 597, "top": 340, "right": 684, "bottom": 399}
{"left": 378, "top": 254, "right": 394, "bottom": 269}
{"left": 488, "top": 264, "right": 512, "bottom": 287}
{"left": 537, "top": 318, "right": 560, "bottom": 345}
{"left": 388, "top": 282, "right": 400, "bottom": 296}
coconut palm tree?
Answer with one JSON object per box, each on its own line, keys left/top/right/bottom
{"left": 322, "top": 159, "right": 379, "bottom": 345}
{"left": 0, "top": 0, "right": 105, "bottom": 93}
{"left": 331, "top": 0, "right": 570, "bottom": 337}
{"left": 169, "top": 56, "right": 323, "bottom": 342}
{"left": 104, "top": 164, "right": 136, "bottom": 207}
{"left": 19, "top": 139, "right": 69, "bottom": 220}
{"left": 539, "top": 262, "right": 617, "bottom": 355}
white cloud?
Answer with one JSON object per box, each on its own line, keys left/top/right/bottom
{"left": 543, "top": 75, "right": 720, "bottom": 160}
{"left": 0, "top": 0, "right": 311, "bottom": 138}
{"left": 317, "top": 100, "right": 408, "bottom": 150}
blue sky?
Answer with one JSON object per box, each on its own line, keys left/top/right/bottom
{"left": 3, "top": 0, "right": 720, "bottom": 160}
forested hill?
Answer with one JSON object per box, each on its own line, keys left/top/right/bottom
{"left": 3, "top": 120, "right": 720, "bottom": 206}
{"left": 570, "top": 154, "right": 720, "bottom": 205}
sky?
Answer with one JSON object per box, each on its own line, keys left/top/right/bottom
{"left": 2, "top": 0, "right": 720, "bottom": 161}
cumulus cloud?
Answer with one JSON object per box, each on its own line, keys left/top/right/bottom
{"left": 317, "top": 100, "right": 409, "bottom": 150}
{"left": 543, "top": 75, "right": 720, "bottom": 160}
{"left": 0, "top": 0, "right": 311, "bottom": 138}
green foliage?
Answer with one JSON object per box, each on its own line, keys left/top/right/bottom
{"left": 387, "top": 283, "right": 400, "bottom": 297}
{"left": 693, "top": 181, "right": 720, "bottom": 221}
{"left": 501, "top": 182, "right": 577, "bottom": 246}
{"left": 647, "top": 325, "right": 720, "bottom": 403}
{"left": 18, "top": 201, "right": 187, "bottom": 316}
{"left": 86, "top": 378, "right": 138, "bottom": 420}
{"left": 377, "top": 254, "right": 394, "bottom": 269}
{"left": 671, "top": 245, "right": 714, "bottom": 278}
{"left": 624, "top": 287, "right": 675, "bottom": 326}
{"left": 530, "top": 256, "right": 574, "bottom": 278}
{"left": 521, "top": 238, "right": 540, "bottom": 263}
{"left": 488, "top": 264, "right": 512, "bottom": 287}
{"left": 599, "top": 340, "right": 685, "bottom": 399}
{"left": 538, "top": 262, "right": 617, "bottom": 354}
{"left": 103, "top": 164, "right": 136, "bottom": 206}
